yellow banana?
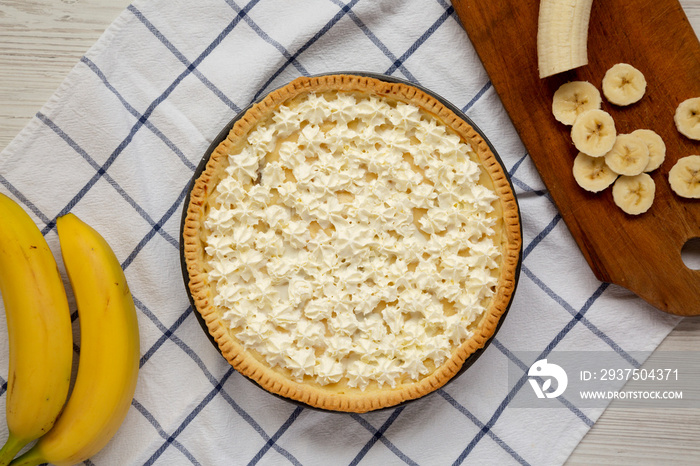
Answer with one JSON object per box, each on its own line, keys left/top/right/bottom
{"left": 0, "top": 193, "right": 73, "bottom": 466}
{"left": 11, "top": 213, "right": 140, "bottom": 466}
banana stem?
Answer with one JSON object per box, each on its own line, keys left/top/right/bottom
{"left": 6, "top": 448, "right": 43, "bottom": 466}
{"left": 0, "top": 433, "right": 28, "bottom": 466}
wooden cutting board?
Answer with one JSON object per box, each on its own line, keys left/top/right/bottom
{"left": 453, "top": 0, "right": 700, "bottom": 316}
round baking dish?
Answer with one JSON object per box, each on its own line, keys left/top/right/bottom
{"left": 179, "top": 72, "right": 522, "bottom": 412}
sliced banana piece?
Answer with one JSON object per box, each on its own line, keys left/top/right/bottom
{"left": 630, "top": 129, "right": 665, "bottom": 172}
{"left": 674, "top": 97, "right": 700, "bottom": 140}
{"left": 604, "top": 133, "right": 650, "bottom": 176}
{"left": 668, "top": 155, "right": 700, "bottom": 198}
{"left": 537, "top": 0, "right": 593, "bottom": 78}
{"left": 572, "top": 152, "right": 618, "bottom": 192}
{"left": 612, "top": 173, "right": 655, "bottom": 215}
{"left": 552, "top": 81, "right": 602, "bottom": 125}
{"left": 571, "top": 109, "right": 617, "bottom": 157}
{"left": 602, "top": 63, "right": 647, "bottom": 106}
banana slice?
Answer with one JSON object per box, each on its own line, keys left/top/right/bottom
{"left": 572, "top": 152, "right": 618, "bottom": 192}
{"left": 674, "top": 97, "right": 700, "bottom": 140}
{"left": 668, "top": 155, "right": 700, "bottom": 198}
{"left": 602, "top": 63, "right": 646, "bottom": 106}
{"left": 571, "top": 109, "right": 617, "bottom": 157}
{"left": 552, "top": 81, "right": 602, "bottom": 125}
{"left": 630, "top": 129, "right": 665, "bottom": 172}
{"left": 604, "top": 133, "right": 650, "bottom": 176}
{"left": 612, "top": 173, "right": 655, "bottom": 215}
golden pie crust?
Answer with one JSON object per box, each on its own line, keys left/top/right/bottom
{"left": 182, "top": 74, "right": 521, "bottom": 412}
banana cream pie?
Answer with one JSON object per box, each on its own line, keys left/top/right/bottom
{"left": 182, "top": 74, "right": 521, "bottom": 412}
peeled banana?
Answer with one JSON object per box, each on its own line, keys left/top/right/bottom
{"left": 571, "top": 109, "right": 617, "bottom": 157}
{"left": 668, "top": 155, "right": 700, "bottom": 198}
{"left": 10, "top": 213, "right": 140, "bottom": 466}
{"left": 602, "top": 63, "right": 647, "bottom": 106}
{"left": 0, "top": 194, "right": 73, "bottom": 466}
{"left": 612, "top": 173, "right": 656, "bottom": 215}
{"left": 537, "top": 0, "right": 594, "bottom": 78}
{"left": 604, "top": 133, "right": 650, "bottom": 176}
{"left": 674, "top": 97, "right": 700, "bottom": 140}
{"left": 552, "top": 81, "right": 602, "bottom": 125}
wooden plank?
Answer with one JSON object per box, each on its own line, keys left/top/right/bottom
{"left": 453, "top": 0, "right": 700, "bottom": 316}
{"left": 0, "top": 0, "right": 131, "bottom": 149}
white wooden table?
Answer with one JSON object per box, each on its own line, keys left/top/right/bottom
{"left": 1, "top": 1, "right": 699, "bottom": 464}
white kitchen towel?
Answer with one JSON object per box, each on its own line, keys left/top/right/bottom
{"left": 0, "top": 0, "right": 683, "bottom": 465}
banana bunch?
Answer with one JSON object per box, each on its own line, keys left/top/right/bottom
{"left": 0, "top": 195, "right": 140, "bottom": 466}
{"left": 0, "top": 194, "right": 73, "bottom": 465}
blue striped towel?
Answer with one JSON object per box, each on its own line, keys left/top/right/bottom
{"left": 0, "top": 0, "right": 683, "bottom": 464}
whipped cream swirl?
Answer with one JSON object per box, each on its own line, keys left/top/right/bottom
{"left": 204, "top": 92, "right": 501, "bottom": 390}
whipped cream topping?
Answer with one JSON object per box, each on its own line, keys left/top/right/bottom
{"left": 204, "top": 91, "right": 501, "bottom": 390}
